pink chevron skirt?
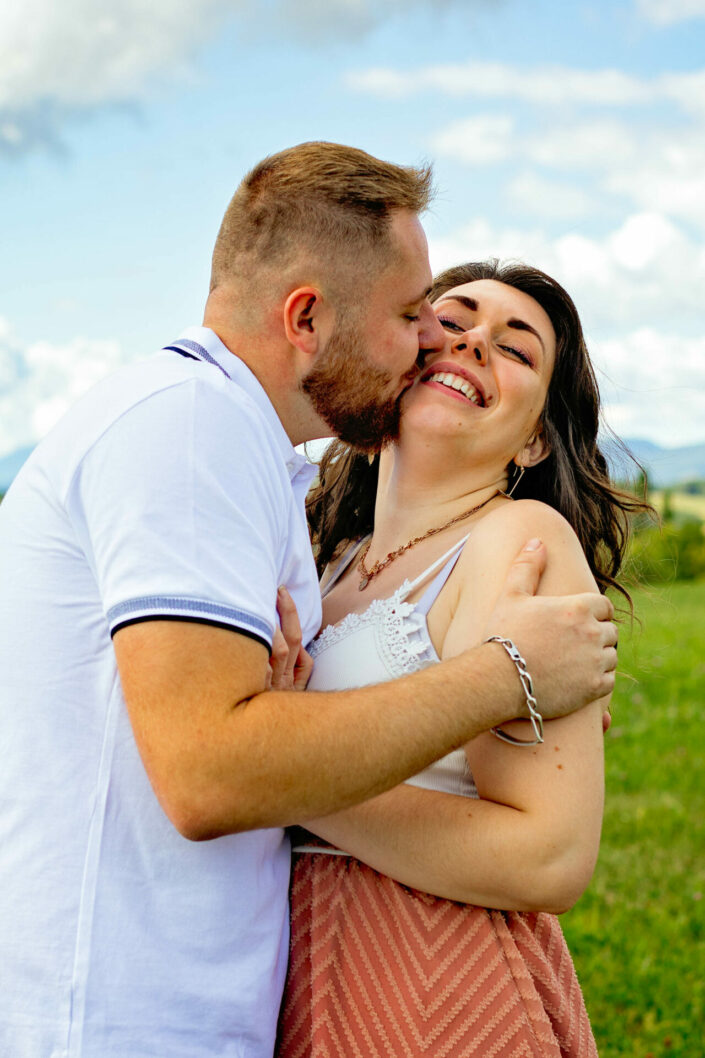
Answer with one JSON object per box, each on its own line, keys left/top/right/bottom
{"left": 275, "top": 852, "right": 598, "bottom": 1058}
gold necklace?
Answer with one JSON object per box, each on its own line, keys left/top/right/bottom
{"left": 356, "top": 491, "right": 500, "bottom": 591}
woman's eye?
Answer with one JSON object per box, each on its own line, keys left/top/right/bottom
{"left": 436, "top": 315, "right": 465, "bottom": 333}
{"left": 500, "top": 345, "right": 533, "bottom": 367}
{"left": 404, "top": 314, "right": 420, "bottom": 323}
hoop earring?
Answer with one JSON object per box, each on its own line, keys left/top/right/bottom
{"left": 502, "top": 464, "right": 525, "bottom": 498}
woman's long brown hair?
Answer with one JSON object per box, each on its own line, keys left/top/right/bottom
{"left": 307, "top": 259, "right": 652, "bottom": 605}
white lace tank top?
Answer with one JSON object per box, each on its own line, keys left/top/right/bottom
{"left": 308, "top": 534, "right": 478, "bottom": 801}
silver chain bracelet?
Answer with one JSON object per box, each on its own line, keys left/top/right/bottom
{"left": 485, "top": 635, "right": 544, "bottom": 746}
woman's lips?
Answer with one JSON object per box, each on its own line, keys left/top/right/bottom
{"left": 420, "top": 363, "right": 487, "bottom": 407}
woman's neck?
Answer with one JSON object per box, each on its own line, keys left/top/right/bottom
{"left": 370, "top": 434, "right": 507, "bottom": 557}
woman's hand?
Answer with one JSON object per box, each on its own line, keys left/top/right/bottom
{"left": 266, "top": 586, "right": 314, "bottom": 691}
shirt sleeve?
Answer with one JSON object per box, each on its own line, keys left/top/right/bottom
{"left": 69, "top": 378, "right": 288, "bottom": 651}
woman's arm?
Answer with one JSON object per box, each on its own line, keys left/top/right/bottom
{"left": 304, "top": 501, "right": 607, "bottom": 912}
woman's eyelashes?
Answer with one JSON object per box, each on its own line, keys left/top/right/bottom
{"left": 436, "top": 315, "right": 534, "bottom": 367}
{"left": 436, "top": 314, "right": 465, "bottom": 333}
{"left": 500, "top": 345, "right": 534, "bottom": 367}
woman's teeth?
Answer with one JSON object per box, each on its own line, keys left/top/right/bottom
{"left": 426, "top": 372, "right": 482, "bottom": 406}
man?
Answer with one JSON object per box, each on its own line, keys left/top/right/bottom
{"left": 0, "top": 142, "right": 616, "bottom": 1057}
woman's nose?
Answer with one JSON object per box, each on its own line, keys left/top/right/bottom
{"left": 452, "top": 330, "right": 488, "bottom": 365}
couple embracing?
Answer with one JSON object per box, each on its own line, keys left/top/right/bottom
{"left": 0, "top": 142, "right": 638, "bottom": 1057}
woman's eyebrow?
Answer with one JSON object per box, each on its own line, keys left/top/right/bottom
{"left": 436, "top": 295, "right": 545, "bottom": 353}
{"left": 435, "top": 295, "right": 478, "bottom": 312}
{"left": 507, "top": 318, "right": 546, "bottom": 353}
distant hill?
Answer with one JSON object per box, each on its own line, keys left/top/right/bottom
{"left": 1, "top": 437, "right": 704, "bottom": 494}
{"left": 605, "top": 438, "right": 705, "bottom": 488}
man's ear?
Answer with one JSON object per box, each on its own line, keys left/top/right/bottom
{"left": 283, "top": 287, "right": 329, "bottom": 357}
{"left": 515, "top": 423, "right": 551, "bottom": 469}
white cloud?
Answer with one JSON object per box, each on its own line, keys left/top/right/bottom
{"left": 429, "top": 217, "right": 551, "bottom": 270}
{"left": 275, "top": 0, "right": 467, "bottom": 36}
{"left": 431, "top": 114, "right": 641, "bottom": 175}
{"left": 659, "top": 69, "right": 705, "bottom": 118}
{"left": 0, "top": 0, "right": 481, "bottom": 153}
{"left": 0, "top": 0, "right": 237, "bottom": 153}
{"left": 348, "top": 63, "right": 652, "bottom": 105}
{"left": 0, "top": 320, "right": 128, "bottom": 456}
{"left": 636, "top": 0, "right": 705, "bottom": 24}
{"left": 606, "top": 162, "right": 705, "bottom": 231}
{"left": 506, "top": 172, "right": 593, "bottom": 221}
{"left": 550, "top": 121, "right": 705, "bottom": 231}
{"left": 432, "top": 114, "right": 515, "bottom": 164}
{"left": 429, "top": 209, "right": 705, "bottom": 331}
{"left": 352, "top": 59, "right": 705, "bottom": 235}
{"left": 431, "top": 108, "right": 705, "bottom": 231}
{"left": 348, "top": 60, "right": 705, "bottom": 110}
{"left": 608, "top": 213, "right": 682, "bottom": 271}
{"left": 597, "top": 329, "right": 705, "bottom": 447}
{"left": 528, "top": 119, "right": 638, "bottom": 170}
{"left": 0, "top": 0, "right": 236, "bottom": 109}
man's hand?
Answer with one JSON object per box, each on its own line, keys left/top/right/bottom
{"left": 484, "top": 538, "right": 617, "bottom": 720}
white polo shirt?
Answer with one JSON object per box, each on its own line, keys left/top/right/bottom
{"left": 0, "top": 327, "right": 321, "bottom": 1058}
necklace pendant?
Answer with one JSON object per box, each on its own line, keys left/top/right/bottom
{"left": 358, "top": 575, "right": 369, "bottom": 591}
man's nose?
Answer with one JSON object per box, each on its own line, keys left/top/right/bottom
{"left": 418, "top": 302, "right": 446, "bottom": 355}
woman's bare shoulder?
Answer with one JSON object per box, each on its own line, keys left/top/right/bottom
{"left": 474, "top": 498, "right": 577, "bottom": 542}
{"left": 457, "top": 498, "right": 595, "bottom": 598}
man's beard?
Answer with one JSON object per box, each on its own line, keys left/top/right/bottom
{"left": 301, "top": 321, "right": 405, "bottom": 450}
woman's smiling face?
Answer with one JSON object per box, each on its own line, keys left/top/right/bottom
{"left": 402, "top": 279, "right": 557, "bottom": 471}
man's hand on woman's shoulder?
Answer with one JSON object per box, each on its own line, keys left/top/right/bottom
{"left": 484, "top": 537, "right": 617, "bottom": 719}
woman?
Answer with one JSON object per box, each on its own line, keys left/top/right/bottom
{"left": 275, "top": 260, "right": 643, "bottom": 1057}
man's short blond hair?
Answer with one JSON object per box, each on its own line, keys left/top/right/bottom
{"left": 210, "top": 141, "right": 434, "bottom": 314}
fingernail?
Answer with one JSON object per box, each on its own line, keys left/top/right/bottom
{"left": 523, "top": 538, "right": 542, "bottom": 551}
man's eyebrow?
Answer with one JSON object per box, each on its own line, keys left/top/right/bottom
{"left": 405, "top": 285, "right": 433, "bottom": 307}
{"left": 436, "top": 296, "right": 546, "bottom": 353}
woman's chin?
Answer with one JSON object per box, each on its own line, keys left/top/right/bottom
{"left": 399, "top": 397, "right": 480, "bottom": 443}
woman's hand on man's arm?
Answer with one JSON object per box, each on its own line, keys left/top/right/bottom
{"left": 267, "top": 586, "right": 313, "bottom": 691}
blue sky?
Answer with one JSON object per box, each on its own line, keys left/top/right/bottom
{"left": 2, "top": 0, "right": 705, "bottom": 459}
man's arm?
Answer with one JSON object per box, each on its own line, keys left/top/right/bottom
{"left": 114, "top": 538, "right": 616, "bottom": 840}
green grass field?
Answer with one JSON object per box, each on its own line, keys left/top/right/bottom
{"left": 651, "top": 490, "right": 705, "bottom": 522}
{"left": 562, "top": 580, "right": 705, "bottom": 1057}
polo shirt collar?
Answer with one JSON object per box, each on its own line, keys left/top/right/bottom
{"left": 167, "top": 326, "right": 316, "bottom": 484}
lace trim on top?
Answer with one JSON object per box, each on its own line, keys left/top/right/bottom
{"left": 311, "top": 533, "right": 471, "bottom": 678}
{"left": 309, "top": 580, "right": 438, "bottom": 678}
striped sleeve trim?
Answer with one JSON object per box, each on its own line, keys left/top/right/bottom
{"left": 106, "top": 595, "right": 273, "bottom": 644}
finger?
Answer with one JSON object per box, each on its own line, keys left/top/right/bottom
{"left": 602, "top": 709, "right": 612, "bottom": 735}
{"left": 500, "top": 538, "right": 546, "bottom": 599}
{"left": 603, "top": 646, "right": 618, "bottom": 674}
{"left": 594, "top": 619, "right": 618, "bottom": 648}
{"left": 277, "top": 586, "right": 302, "bottom": 661}
{"left": 293, "top": 646, "right": 314, "bottom": 691}
{"left": 269, "top": 628, "right": 290, "bottom": 689}
{"left": 583, "top": 593, "right": 614, "bottom": 622}
{"left": 602, "top": 621, "right": 619, "bottom": 647}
